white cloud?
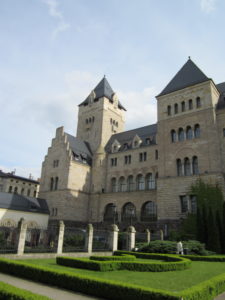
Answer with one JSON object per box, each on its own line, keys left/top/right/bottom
{"left": 42, "top": 0, "right": 70, "bottom": 38}
{"left": 200, "top": 0, "right": 217, "bottom": 13}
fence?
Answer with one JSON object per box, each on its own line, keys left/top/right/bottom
{"left": 0, "top": 219, "right": 163, "bottom": 255}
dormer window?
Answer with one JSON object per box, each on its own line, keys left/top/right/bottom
{"left": 134, "top": 141, "right": 138, "bottom": 147}
{"left": 132, "top": 135, "right": 142, "bottom": 148}
{"left": 112, "top": 139, "right": 121, "bottom": 153}
{"left": 146, "top": 138, "right": 150, "bottom": 145}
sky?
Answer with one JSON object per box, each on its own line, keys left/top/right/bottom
{"left": 0, "top": 0, "right": 224, "bottom": 180}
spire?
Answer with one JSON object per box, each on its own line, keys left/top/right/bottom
{"left": 79, "top": 76, "right": 126, "bottom": 110}
{"left": 158, "top": 58, "right": 209, "bottom": 97}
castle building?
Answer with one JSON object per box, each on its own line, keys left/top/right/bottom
{"left": 39, "top": 59, "right": 225, "bottom": 234}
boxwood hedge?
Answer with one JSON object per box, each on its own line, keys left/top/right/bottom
{"left": 0, "top": 281, "right": 50, "bottom": 300}
{"left": 90, "top": 254, "right": 136, "bottom": 261}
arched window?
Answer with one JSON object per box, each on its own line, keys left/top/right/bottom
{"left": 194, "top": 124, "right": 200, "bottom": 138}
{"left": 181, "top": 101, "right": 185, "bottom": 112}
{"left": 167, "top": 105, "right": 171, "bottom": 116}
{"left": 55, "top": 177, "right": 58, "bottom": 190}
{"left": 8, "top": 186, "right": 12, "bottom": 193}
{"left": 184, "top": 158, "right": 191, "bottom": 176}
{"left": 103, "top": 203, "right": 118, "bottom": 222}
{"left": 137, "top": 174, "right": 145, "bottom": 190}
{"left": 174, "top": 103, "right": 178, "bottom": 114}
{"left": 171, "top": 130, "right": 176, "bottom": 143}
{"left": 155, "top": 172, "right": 158, "bottom": 188}
{"left": 146, "top": 173, "right": 155, "bottom": 190}
{"left": 178, "top": 128, "right": 185, "bottom": 141}
{"left": 189, "top": 99, "right": 193, "bottom": 110}
{"left": 192, "top": 156, "right": 199, "bottom": 175}
{"left": 14, "top": 187, "right": 18, "bottom": 194}
{"left": 177, "top": 159, "right": 182, "bottom": 176}
{"left": 50, "top": 177, "right": 54, "bottom": 191}
{"left": 127, "top": 175, "right": 134, "bottom": 191}
{"left": 196, "top": 97, "right": 201, "bottom": 108}
{"left": 89, "top": 117, "right": 92, "bottom": 123}
{"left": 118, "top": 176, "right": 126, "bottom": 192}
{"left": 122, "top": 202, "right": 136, "bottom": 222}
{"left": 111, "top": 178, "right": 117, "bottom": 192}
{"left": 186, "top": 126, "right": 193, "bottom": 140}
{"left": 141, "top": 201, "right": 157, "bottom": 221}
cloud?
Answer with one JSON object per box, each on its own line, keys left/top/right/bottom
{"left": 200, "top": 0, "right": 217, "bottom": 13}
{"left": 42, "top": 0, "right": 70, "bottom": 38}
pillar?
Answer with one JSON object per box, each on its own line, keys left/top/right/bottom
{"left": 145, "top": 228, "right": 151, "bottom": 243}
{"left": 160, "top": 229, "right": 164, "bottom": 241}
{"left": 127, "top": 226, "right": 136, "bottom": 251}
{"left": 85, "top": 224, "right": 93, "bottom": 253}
{"left": 109, "top": 224, "right": 119, "bottom": 252}
{"left": 57, "top": 220, "right": 65, "bottom": 254}
{"left": 17, "top": 218, "right": 27, "bottom": 255}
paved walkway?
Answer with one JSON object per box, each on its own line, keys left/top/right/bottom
{"left": 215, "top": 293, "right": 225, "bottom": 300}
{"left": 0, "top": 273, "right": 104, "bottom": 300}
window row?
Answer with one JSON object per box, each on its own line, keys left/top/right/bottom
{"left": 50, "top": 177, "right": 59, "bottom": 191}
{"left": 110, "top": 150, "right": 158, "bottom": 167}
{"left": 176, "top": 156, "right": 199, "bottom": 176}
{"left": 110, "top": 118, "right": 118, "bottom": 127}
{"left": 111, "top": 173, "right": 158, "bottom": 192}
{"left": 167, "top": 97, "right": 201, "bottom": 116}
{"left": 171, "top": 124, "right": 200, "bottom": 142}
{"left": 8, "top": 186, "right": 36, "bottom": 197}
{"left": 103, "top": 201, "right": 157, "bottom": 222}
{"left": 180, "top": 195, "right": 197, "bottom": 214}
{"left": 85, "top": 116, "right": 95, "bottom": 124}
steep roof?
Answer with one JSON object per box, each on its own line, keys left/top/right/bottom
{"left": 158, "top": 58, "right": 210, "bottom": 97}
{"left": 79, "top": 77, "right": 126, "bottom": 110}
{"left": 0, "top": 192, "right": 49, "bottom": 214}
{"left": 105, "top": 124, "right": 157, "bottom": 153}
{"left": 65, "top": 133, "right": 92, "bottom": 166}
{"left": 216, "top": 82, "right": 225, "bottom": 110}
{"left": 0, "top": 170, "right": 39, "bottom": 184}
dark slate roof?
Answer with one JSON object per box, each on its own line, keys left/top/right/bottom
{"left": 66, "top": 133, "right": 93, "bottom": 166}
{"left": 105, "top": 124, "right": 157, "bottom": 153}
{"left": 0, "top": 170, "right": 39, "bottom": 184}
{"left": 0, "top": 192, "right": 49, "bottom": 214}
{"left": 158, "top": 58, "right": 210, "bottom": 97}
{"left": 216, "top": 82, "right": 225, "bottom": 110}
{"left": 79, "top": 77, "right": 126, "bottom": 111}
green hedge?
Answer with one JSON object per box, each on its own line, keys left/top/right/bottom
{"left": 181, "top": 255, "right": 225, "bottom": 262}
{"left": 0, "top": 258, "right": 180, "bottom": 300}
{"left": 57, "top": 252, "right": 191, "bottom": 272}
{"left": 0, "top": 281, "right": 50, "bottom": 300}
{"left": 90, "top": 255, "right": 136, "bottom": 261}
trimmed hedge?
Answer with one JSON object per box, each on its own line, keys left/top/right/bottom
{"left": 181, "top": 255, "right": 225, "bottom": 262}
{"left": 0, "top": 258, "right": 180, "bottom": 300}
{"left": 90, "top": 255, "right": 136, "bottom": 261}
{"left": 57, "top": 253, "right": 191, "bottom": 272}
{"left": 0, "top": 281, "right": 50, "bottom": 300}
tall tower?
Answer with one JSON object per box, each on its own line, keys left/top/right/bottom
{"left": 77, "top": 77, "right": 126, "bottom": 153}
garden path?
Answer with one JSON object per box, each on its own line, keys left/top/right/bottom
{"left": 0, "top": 272, "right": 104, "bottom": 300}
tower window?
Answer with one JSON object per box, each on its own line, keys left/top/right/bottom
{"left": 196, "top": 97, "right": 201, "bottom": 108}
{"left": 181, "top": 101, "right": 185, "bottom": 112}
{"left": 178, "top": 128, "right": 185, "bottom": 141}
{"left": 171, "top": 130, "right": 176, "bottom": 143}
{"left": 167, "top": 105, "right": 171, "bottom": 116}
{"left": 194, "top": 124, "right": 200, "bottom": 138}
{"left": 188, "top": 99, "right": 193, "bottom": 110}
{"left": 155, "top": 150, "right": 158, "bottom": 160}
{"left": 174, "top": 103, "right": 178, "bottom": 114}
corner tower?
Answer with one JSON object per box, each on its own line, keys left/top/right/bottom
{"left": 76, "top": 77, "right": 126, "bottom": 153}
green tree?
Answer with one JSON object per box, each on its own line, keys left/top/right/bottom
{"left": 207, "top": 208, "right": 221, "bottom": 253}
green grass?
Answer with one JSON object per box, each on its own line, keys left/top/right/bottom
{"left": 18, "top": 258, "right": 225, "bottom": 292}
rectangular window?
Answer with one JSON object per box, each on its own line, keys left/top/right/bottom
{"left": 155, "top": 150, "right": 158, "bottom": 160}
{"left": 143, "top": 152, "right": 147, "bottom": 161}
{"left": 180, "top": 196, "right": 188, "bottom": 213}
{"left": 125, "top": 155, "right": 131, "bottom": 164}
{"left": 223, "top": 128, "right": 225, "bottom": 137}
{"left": 139, "top": 153, "right": 143, "bottom": 162}
{"left": 111, "top": 158, "right": 117, "bottom": 166}
{"left": 190, "top": 195, "right": 197, "bottom": 214}
{"left": 53, "top": 160, "right": 59, "bottom": 167}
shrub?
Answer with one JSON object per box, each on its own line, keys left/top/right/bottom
{"left": 90, "top": 255, "right": 136, "bottom": 261}
{"left": 137, "top": 240, "right": 177, "bottom": 254}
{"left": 0, "top": 281, "right": 50, "bottom": 300}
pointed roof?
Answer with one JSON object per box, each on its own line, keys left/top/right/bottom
{"left": 158, "top": 58, "right": 210, "bottom": 97}
{"left": 79, "top": 76, "right": 126, "bottom": 110}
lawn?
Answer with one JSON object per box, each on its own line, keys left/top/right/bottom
{"left": 18, "top": 258, "right": 225, "bottom": 292}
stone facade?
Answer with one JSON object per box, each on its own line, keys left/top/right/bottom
{"left": 39, "top": 59, "right": 225, "bottom": 235}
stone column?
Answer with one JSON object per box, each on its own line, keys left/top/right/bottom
{"left": 145, "top": 229, "right": 151, "bottom": 243}
{"left": 127, "top": 226, "right": 136, "bottom": 251}
{"left": 160, "top": 229, "right": 164, "bottom": 241}
{"left": 108, "top": 224, "right": 119, "bottom": 252}
{"left": 17, "top": 218, "right": 27, "bottom": 255}
{"left": 57, "top": 221, "right": 65, "bottom": 254}
{"left": 85, "top": 224, "right": 93, "bottom": 253}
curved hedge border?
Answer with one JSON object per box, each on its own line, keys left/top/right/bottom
{"left": 57, "top": 252, "right": 191, "bottom": 272}
{"left": 90, "top": 255, "right": 136, "bottom": 261}
{"left": 181, "top": 255, "right": 225, "bottom": 262}
{"left": 0, "top": 281, "right": 50, "bottom": 300}
{"left": 0, "top": 258, "right": 180, "bottom": 300}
